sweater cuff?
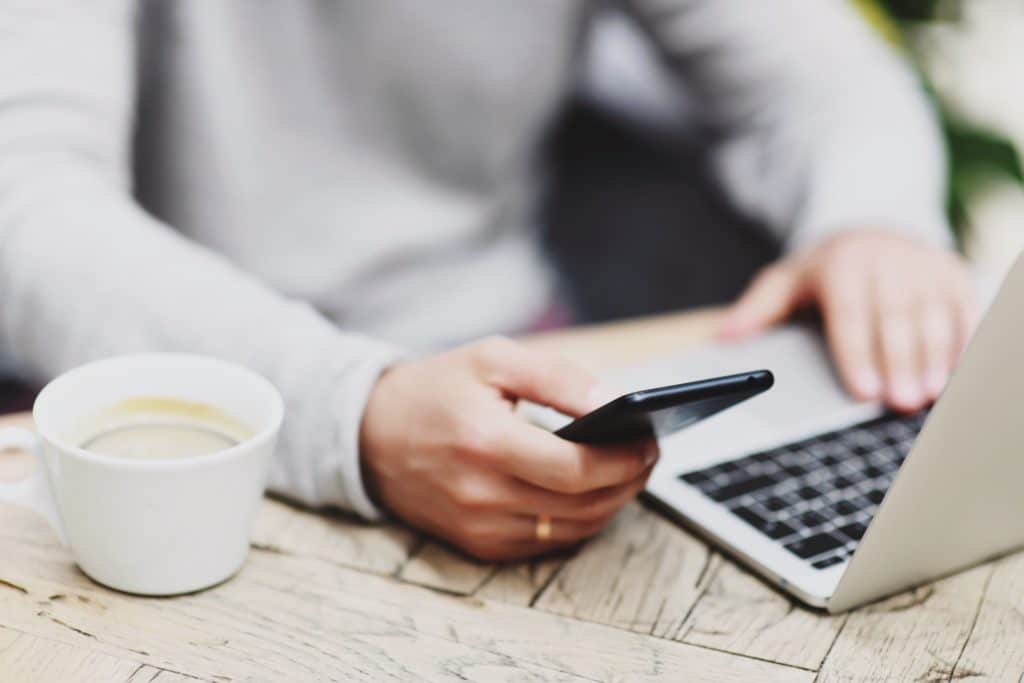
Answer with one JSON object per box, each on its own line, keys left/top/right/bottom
{"left": 320, "top": 344, "right": 407, "bottom": 521}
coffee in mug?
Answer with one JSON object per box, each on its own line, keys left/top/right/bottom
{"left": 0, "top": 354, "right": 283, "bottom": 596}
{"left": 74, "top": 397, "right": 252, "bottom": 460}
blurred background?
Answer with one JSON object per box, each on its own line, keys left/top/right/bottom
{"left": 0, "top": 0, "right": 1021, "bottom": 412}
{"left": 544, "top": 0, "right": 1024, "bottom": 322}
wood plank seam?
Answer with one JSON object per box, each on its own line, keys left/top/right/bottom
{"left": 125, "top": 663, "right": 148, "bottom": 682}
{"left": 0, "top": 624, "right": 209, "bottom": 682}
{"left": 0, "top": 556, "right": 817, "bottom": 682}
{"left": 671, "top": 550, "right": 720, "bottom": 640}
{"left": 520, "top": 561, "right": 569, "bottom": 610}
{"left": 945, "top": 566, "right": 996, "bottom": 682}
{"left": 473, "top": 556, "right": 567, "bottom": 607}
{"left": 812, "top": 620, "right": 844, "bottom": 683}
{"left": 813, "top": 564, "right": 994, "bottom": 682}
{"left": 528, "top": 560, "right": 567, "bottom": 608}
{"left": 526, "top": 551, "right": 825, "bottom": 674}
{"left": 661, "top": 634, "right": 821, "bottom": 674}
{"left": 392, "top": 537, "right": 427, "bottom": 578}
{"left": 465, "top": 565, "right": 501, "bottom": 595}
{"left": 414, "top": 594, "right": 817, "bottom": 682}
{"left": 397, "top": 541, "right": 495, "bottom": 594}
{"left": 125, "top": 665, "right": 208, "bottom": 682}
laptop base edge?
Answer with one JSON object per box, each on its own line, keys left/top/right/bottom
{"left": 640, "top": 492, "right": 832, "bottom": 611}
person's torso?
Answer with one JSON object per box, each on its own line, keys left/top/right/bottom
{"left": 133, "top": 0, "right": 586, "bottom": 347}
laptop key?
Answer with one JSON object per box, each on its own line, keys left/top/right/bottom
{"left": 731, "top": 506, "right": 766, "bottom": 527}
{"left": 833, "top": 499, "right": 859, "bottom": 516}
{"left": 866, "top": 489, "right": 886, "bottom": 505}
{"left": 798, "top": 510, "right": 827, "bottom": 529}
{"left": 812, "top": 554, "right": 845, "bottom": 570}
{"left": 706, "top": 475, "right": 779, "bottom": 502}
{"left": 839, "top": 522, "right": 867, "bottom": 541}
{"left": 763, "top": 521, "right": 798, "bottom": 540}
{"left": 785, "top": 532, "right": 845, "bottom": 559}
{"left": 832, "top": 476, "right": 854, "bottom": 490}
{"left": 796, "top": 486, "right": 822, "bottom": 501}
{"left": 680, "top": 409, "right": 929, "bottom": 557}
{"left": 680, "top": 471, "right": 710, "bottom": 486}
{"left": 731, "top": 506, "right": 797, "bottom": 540}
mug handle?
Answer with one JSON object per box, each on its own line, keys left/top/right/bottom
{"left": 0, "top": 427, "right": 68, "bottom": 546}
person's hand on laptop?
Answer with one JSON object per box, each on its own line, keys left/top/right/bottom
{"left": 719, "top": 230, "right": 978, "bottom": 412}
{"left": 359, "top": 336, "right": 657, "bottom": 561}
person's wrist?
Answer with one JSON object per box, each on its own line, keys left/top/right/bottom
{"left": 357, "top": 362, "right": 400, "bottom": 512}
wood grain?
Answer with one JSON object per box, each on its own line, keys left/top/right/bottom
{"left": 0, "top": 547, "right": 812, "bottom": 682}
{"left": 680, "top": 560, "right": 844, "bottom": 670}
{"left": 126, "top": 666, "right": 202, "bottom": 682}
{"left": 475, "top": 556, "right": 564, "bottom": 607}
{"left": 534, "top": 502, "right": 717, "bottom": 638}
{"left": 251, "top": 497, "right": 417, "bottom": 576}
{"left": 0, "top": 626, "right": 142, "bottom": 683}
{"left": 4, "top": 310, "right": 1021, "bottom": 680}
{"left": 950, "top": 551, "right": 1024, "bottom": 680}
{"left": 397, "top": 541, "right": 494, "bottom": 595}
{"left": 816, "top": 563, "right": 994, "bottom": 682}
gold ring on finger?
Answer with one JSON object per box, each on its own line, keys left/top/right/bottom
{"left": 535, "top": 514, "right": 552, "bottom": 542}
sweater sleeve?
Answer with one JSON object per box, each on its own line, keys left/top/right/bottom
{"left": 626, "top": 0, "right": 953, "bottom": 250}
{"left": 0, "top": 0, "right": 397, "bottom": 518}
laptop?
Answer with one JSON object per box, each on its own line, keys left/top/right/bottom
{"left": 633, "top": 254, "right": 1024, "bottom": 612}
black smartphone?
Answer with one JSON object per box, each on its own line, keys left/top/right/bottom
{"left": 555, "top": 370, "right": 774, "bottom": 445}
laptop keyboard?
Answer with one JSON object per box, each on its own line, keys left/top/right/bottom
{"left": 679, "top": 410, "right": 928, "bottom": 570}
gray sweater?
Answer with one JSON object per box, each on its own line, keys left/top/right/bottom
{"left": 0, "top": 1, "right": 949, "bottom": 518}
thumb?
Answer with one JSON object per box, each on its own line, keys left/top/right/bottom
{"left": 719, "top": 261, "right": 807, "bottom": 340}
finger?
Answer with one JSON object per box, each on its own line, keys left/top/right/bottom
{"left": 918, "top": 299, "right": 956, "bottom": 400}
{"left": 506, "top": 510, "right": 625, "bottom": 559}
{"left": 875, "top": 288, "right": 926, "bottom": 411}
{"left": 719, "top": 262, "right": 807, "bottom": 340}
{"left": 820, "top": 272, "right": 882, "bottom": 400}
{"left": 455, "top": 513, "right": 609, "bottom": 562}
{"left": 472, "top": 336, "right": 608, "bottom": 416}
{"left": 473, "top": 418, "right": 654, "bottom": 494}
{"left": 508, "top": 513, "right": 609, "bottom": 544}
{"left": 501, "top": 460, "right": 653, "bottom": 521}
{"left": 951, "top": 281, "right": 981, "bottom": 361}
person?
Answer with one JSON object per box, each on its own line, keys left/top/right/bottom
{"left": 0, "top": 2, "right": 975, "bottom": 561}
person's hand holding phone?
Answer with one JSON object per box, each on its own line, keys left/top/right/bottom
{"left": 359, "top": 336, "right": 657, "bottom": 561}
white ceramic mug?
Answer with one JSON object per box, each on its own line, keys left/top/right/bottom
{"left": 0, "top": 354, "right": 284, "bottom": 595}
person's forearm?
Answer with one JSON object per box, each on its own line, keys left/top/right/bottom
{"left": 0, "top": 0, "right": 402, "bottom": 518}
{"left": 0, "top": 167, "right": 402, "bottom": 516}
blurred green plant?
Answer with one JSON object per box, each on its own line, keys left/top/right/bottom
{"left": 854, "top": 0, "right": 1024, "bottom": 238}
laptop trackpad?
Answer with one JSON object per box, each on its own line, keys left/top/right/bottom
{"left": 611, "top": 324, "right": 883, "bottom": 469}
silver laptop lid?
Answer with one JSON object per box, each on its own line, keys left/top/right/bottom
{"left": 829, "top": 253, "right": 1024, "bottom": 612}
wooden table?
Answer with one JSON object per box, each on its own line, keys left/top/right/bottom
{"left": 1, "top": 309, "right": 1021, "bottom": 682}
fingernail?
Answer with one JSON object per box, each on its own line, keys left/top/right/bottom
{"left": 853, "top": 369, "right": 883, "bottom": 399}
{"left": 586, "top": 382, "right": 620, "bottom": 411}
{"left": 890, "top": 376, "right": 921, "bottom": 409}
{"left": 643, "top": 443, "right": 660, "bottom": 468}
{"left": 924, "top": 368, "right": 947, "bottom": 399}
